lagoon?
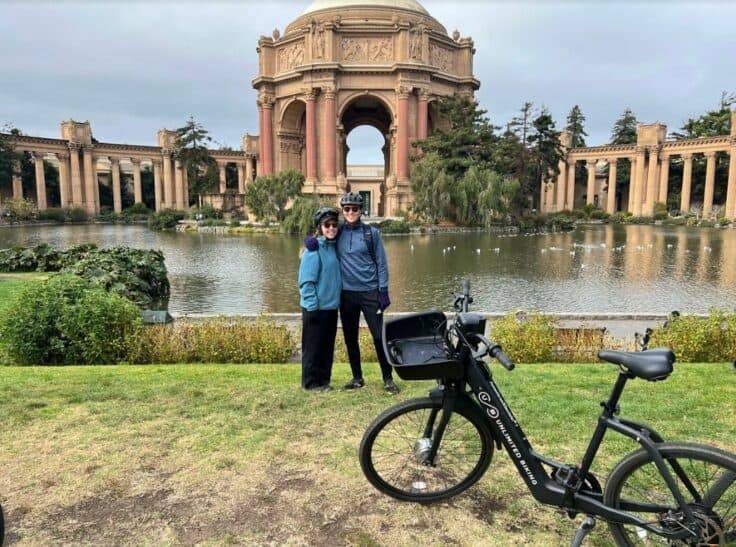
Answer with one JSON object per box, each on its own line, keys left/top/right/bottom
{"left": 1, "top": 224, "right": 735, "bottom": 316}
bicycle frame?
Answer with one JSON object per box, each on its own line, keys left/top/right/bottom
{"left": 443, "top": 353, "right": 707, "bottom": 537}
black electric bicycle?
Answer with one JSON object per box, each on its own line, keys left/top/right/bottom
{"left": 359, "top": 281, "right": 736, "bottom": 546}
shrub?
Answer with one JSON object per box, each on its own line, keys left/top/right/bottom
{"left": 133, "top": 317, "right": 296, "bottom": 364}
{"left": 717, "top": 216, "right": 731, "bottom": 227}
{"left": 548, "top": 214, "right": 575, "bottom": 231}
{"left": 0, "top": 274, "right": 142, "bottom": 365}
{"left": 377, "top": 219, "right": 411, "bottom": 234}
{"left": 653, "top": 201, "right": 668, "bottom": 221}
{"left": 2, "top": 198, "right": 37, "bottom": 222}
{"left": 490, "top": 313, "right": 556, "bottom": 363}
{"left": 334, "top": 328, "right": 378, "bottom": 363}
{"left": 148, "top": 208, "right": 185, "bottom": 230}
{"left": 95, "top": 206, "right": 118, "bottom": 222}
{"left": 589, "top": 209, "right": 610, "bottom": 220}
{"left": 191, "top": 205, "right": 223, "bottom": 220}
{"left": 198, "top": 218, "right": 227, "bottom": 227}
{"left": 648, "top": 309, "right": 736, "bottom": 362}
{"left": 67, "top": 207, "right": 88, "bottom": 222}
{"left": 37, "top": 207, "right": 67, "bottom": 223}
{"left": 699, "top": 219, "right": 715, "bottom": 228}
{"left": 119, "top": 203, "right": 152, "bottom": 223}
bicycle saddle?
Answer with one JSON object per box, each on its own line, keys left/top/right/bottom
{"left": 597, "top": 348, "right": 675, "bottom": 381}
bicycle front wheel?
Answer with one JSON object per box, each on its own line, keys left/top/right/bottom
{"left": 359, "top": 397, "right": 494, "bottom": 503}
{"left": 604, "top": 442, "right": 736, "bottom": 546}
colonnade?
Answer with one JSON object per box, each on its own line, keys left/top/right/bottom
{"left": 544, "top": 114, "right": 736, "bottom": 219}
{"left": 1, "top": 122, "right": 259, "bottom": 214}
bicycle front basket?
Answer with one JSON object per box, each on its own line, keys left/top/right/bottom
{"left": 382, "top": 311, "right": 463, "bottom": 380}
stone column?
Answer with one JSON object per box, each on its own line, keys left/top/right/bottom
{"left": 658, "top": 154, "right": 670, "bottom": 206}
{"left": 258, "top": 95, "right": 274, "bottom": 176}
{"left": 555, "top": 157, "right": 567, "bottom": 212}
{"left": 565, "top": 160, "right": 575, "bottom": 210}
{"left": 111, "top": 158, "right": 122, "bottom": 213}
{"left": 237, "top": 163, "right": 245, "bottom": 193}
{"left": 175, "top": 160, "right": 185, "bottom": 209}
{"left": 57, "top": 152, "right": 71, "bottom": 207}
{"left": 417, "top": 90, "right": 429, "bottom": 140}
{"left": 396, "top": 86, "right": 411, "bottom": 181}
{"left": 182, "top": 167, "right": 189, "bottom": 208}
{"left": 11, "top": 160, "right": 22, "bottom": 199}
{"left": 632, "top": 147, "right": 647, "bottom": 216}
{"left": 586, "top": 159, "right": 596, "bottom": 206}
{"left": 32, "top": 153, "right": 47, "bottom": 210}
{"left": 69, "top": 144, "right": 83, "bottom": 207}
{"left": 628, "top": 157, "right": 636, "bottom": 213}
{"left": 726, "top": 141, "right": 736, "bottom": 218}
{"left": 153, "top": 159, "right": 163, "bottom": 211}
{"left": 323, "top": 88, "right": 337, "bottom": 181}
{"left": 218, "top": 162, "right": 227, "bottom": 193}
{"left": 606, "top": 158, "right": 617, "bottom": 214}
{"left": 82, "top": 148, "right": 97, "bottom": 215}
{"left": 162, "top": 152, "right": 173, "bottom": 208}
{"left": 644, "top": 145, "right": 660, "bottom": 216}
{"left": 680, "top": 153, "right": 693, "bottom": 213}
{"left": 131, "top": 159, "right": 142, "bottom": 204}
{"left": 246, "top": 156, "right": 254, "bottom": 182}
{"left": 304, "top": 90, "right": 318, "bottom": 181}
{"left": 703, "top": 151, "right": 717, "bottom": 217}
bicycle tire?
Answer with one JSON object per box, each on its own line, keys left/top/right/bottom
{"left": 604, "top": 442, "right": 736, "bottom": 546}
{"left": 359, "top": 397, "right": 494, "bottom": 503}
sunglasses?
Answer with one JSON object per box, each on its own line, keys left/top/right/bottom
{"left": 322, "top": 221, "right": 338, "bottom": 228}
{"left": 342, "top": 206, "right": 361, "bottom": 213}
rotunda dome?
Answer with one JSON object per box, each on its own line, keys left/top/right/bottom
{"left": 302, "top": 0, "right": 429, "bottom": 16}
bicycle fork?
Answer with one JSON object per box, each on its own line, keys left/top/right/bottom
{"left": 415, "top": 388, "right": 459, "bottom": 466}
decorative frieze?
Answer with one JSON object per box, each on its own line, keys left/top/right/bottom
{"left": 277, "top": 40, "right": 305, "bottom": 72}
{"left": 429, "top": 42, "right": 452, "bottom": 72}
{"left": 340, "top": 36, "right": 393, "bottom": 63}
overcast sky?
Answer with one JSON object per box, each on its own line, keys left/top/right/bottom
{"left": 1, "top": 0, "right": 734, "bottom": 163}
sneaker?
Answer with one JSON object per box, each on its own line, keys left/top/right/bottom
{"left": 383, "top": 378, "right": 400, "bottom": 395}
{"left": 343, "top": 378, "right": 365, "bottom": 390}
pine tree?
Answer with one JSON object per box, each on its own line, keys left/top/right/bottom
{"left": 565, "top": 105, "right": 588, "bottom": 148}
{"left": 610, "top": 108, "right": 638, "bottom": 145}
{"left": 173, "top": 117, "right": 218, "bottom": 207}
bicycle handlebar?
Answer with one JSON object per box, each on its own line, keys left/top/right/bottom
{"left": 474, "top": 334, "right": 515, "bottom": 371}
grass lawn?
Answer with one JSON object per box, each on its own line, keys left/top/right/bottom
{"left": 0, "top": 273, "right": 47, "bottom": 316}
{"left": 0, "top": 361, "right": 734, "bottom": 545}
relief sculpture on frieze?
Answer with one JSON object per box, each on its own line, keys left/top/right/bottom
{"left": 278, "top": 41, "right": 305, "bottom": 72}
{"left": 341, "top": 36, "right": 392, "bottom": 63}
{"left": 429, "top": 42, "right": 452, "bottom": 72}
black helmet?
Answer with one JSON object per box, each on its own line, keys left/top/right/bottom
{"left": 314, "top": 207, "right": 339, "bottom": 227}
{"left": 340, "top": 192, "right": 364, "bottom": 207}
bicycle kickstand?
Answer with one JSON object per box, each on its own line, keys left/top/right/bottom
{"left": 570, "top": 515, "right": 596, "bottom": 547}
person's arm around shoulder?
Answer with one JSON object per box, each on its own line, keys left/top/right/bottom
{"left": 298, "top": 248, "right": 321, "bottom": 311}
{"left": 373, "top": 225, "right": 389, "bottom": 289}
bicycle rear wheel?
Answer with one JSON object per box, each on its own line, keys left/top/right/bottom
{"left": 359, "top": 397, "right": 494, "bottom": 503}
{"left": 604, "top": 442, "right": 736, "bottom": 546}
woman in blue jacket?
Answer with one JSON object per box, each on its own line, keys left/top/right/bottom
{"left": 298, "top": 207, "right": 341, "bottom": 391}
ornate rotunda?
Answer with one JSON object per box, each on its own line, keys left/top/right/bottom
{"left": 252, "top": 0, "right": 478, "bottom": 215}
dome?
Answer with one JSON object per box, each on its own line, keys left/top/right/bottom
{"left": 302, "top": 0, "right": 429, "bottom": 16}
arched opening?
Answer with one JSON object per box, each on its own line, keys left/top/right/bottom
{"left": 279, "top": 100, "right": 306, "bottom": 173}
{"left": 340, "top": 95, "right": 393, "bottom": 216}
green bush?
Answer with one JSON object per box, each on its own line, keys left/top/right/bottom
{"left": 653, "top": 201, "right": 668, "bottom": 221}
{"left": 0, "top": 274, "right": 142, "bottom": 365}
{"left": 548, "top": 214, "right": 575, "bottom": 231}
{"left": 717, "top": 217, "right": 731, "bottom": 227}
{"left": 490, "top": 313, "right": 556, "bottom": 363}
{"left": 95, "top": 206, "right": 118, "bottom": 222}
{"left": 662, "top": 216, "right": 687, "bottom": 226}
{"left": 699, "top": 219, "right": 715, "bottom": 228}
{"left": 67, "top": 207, "right": 88, "bottom": 222}
{"left": 377, "top": 219, "right": 411, "bottom": 234}
{"left": 190, "top": 205, "right": 223, "bottom": 220}
{"left": 649, "top": 310, "right": 736, "bottom": 362}
{"left": 148, "top": 208, "right": 185, "bottom": 230}
{"left": 37, "top": 207, "right": 67, "bottom": 223}
{"left": 134, "top": 317, "right": 296, "bottom": 364}
{"left": 2, "top": 198, "right": 37, "bottom": 222}
{"left": 589, "top": 208, "right": 609, "bottom": 220}
{"left": 198, "top": 218, "right": 227, "bottom": 227}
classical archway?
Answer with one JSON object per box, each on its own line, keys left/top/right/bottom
{"left": 252, "top": 0, "right": 479, "bottom": 215}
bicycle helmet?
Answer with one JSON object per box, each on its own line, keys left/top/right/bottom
{"left": 314, "top": 207, "right": 339, "bottom": 227}
{"left": 340, "top": 192, "right": 364, "bottom": 208}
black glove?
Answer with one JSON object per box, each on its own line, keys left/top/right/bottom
{"left": 379, "top": 288, "right": 391, "bottom": 310}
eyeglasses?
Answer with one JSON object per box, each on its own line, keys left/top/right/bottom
{"left": 342, "top": 206, "right": 361, "bottom": 213}
{"left": 322, "top": 221, "right": 338, "bottom": 228}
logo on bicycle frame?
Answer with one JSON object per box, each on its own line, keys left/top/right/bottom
{"left": 477, "top": 392, "right": 499, "bottom": 418}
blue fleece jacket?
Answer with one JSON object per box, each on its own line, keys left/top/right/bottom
{"left": 298, "top": 236, "right": 341, "bottom": 311}
{"left": 337, "top": 221, "right": 389, "bottom": 291}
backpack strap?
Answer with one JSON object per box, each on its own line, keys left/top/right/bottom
{"left": 363, "top": 224, "right": 377, "bottom": 267}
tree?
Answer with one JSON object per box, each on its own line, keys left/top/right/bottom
{"left": 0, "top": 125, "right": 24, "bottom": 203}
{"left": 610, "top": 108, "right": 638, "bottom": 145}
{"left": 565, "top": 105, "right": 588, "bottom": 148}
{"left": 508, "top": 101, "right": 535, "bottom": 182}
{"left": 414, "top": 93, "right": 500, "bottom": 178}
{"left": 526, "top": 108, "right": 563, "bottom": 210}
{"left": 244, "top": 169, "right": 304, "bottom": 223}
{"left": 173, "top": 117, "right": 218, "bottom": 208}
{"left": 281, "top": 194, "right": 336, "bottom": 234}
{"left": 671, "top": 91, "right": 734, "bottom": 139}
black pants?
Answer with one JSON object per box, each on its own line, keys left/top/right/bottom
{"left": 340, "top": 289, "right": 393, "bottom": 381}
{"left": 301, "top": 308, "right": 338, "bottom": 389}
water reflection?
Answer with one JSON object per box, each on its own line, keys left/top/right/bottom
{"left": 1, "top": 224, "right": 735, "bottom": 314}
